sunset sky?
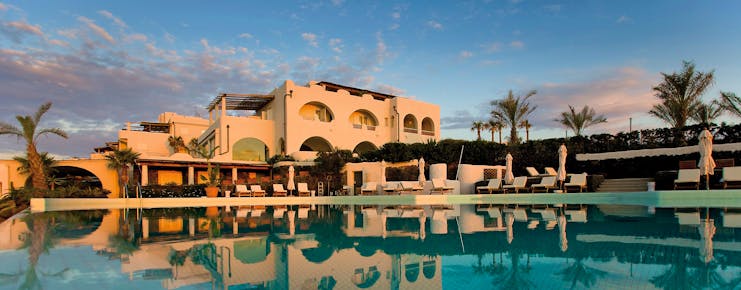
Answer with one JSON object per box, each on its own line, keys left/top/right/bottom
{"left": 1, "top": 1, "right": 740, "bottom": 158}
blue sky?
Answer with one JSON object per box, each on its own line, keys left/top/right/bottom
{"left": 1, "top": 0, "right": 740, "bottom": 158}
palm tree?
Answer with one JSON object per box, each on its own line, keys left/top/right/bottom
{"left": 491, "top": 90, "right": 537, "bottom": 145}
{"left": 691, "top": 101, "right": 723, "bottom": 127}
{"left": 0, "top": 102, "right": 67, "bottom": 195}
{"left": 13, "top": 151, "right": 57, "bottom": 177}
{"left": 492, "top": 251, "right": 533, "bottom": 290}
{"left": 649, "top": 61, "right": 714, "bottom": 129}
{"left": 719, "top": 91, "right": 741, "bottom": 117}
{"left": 557, "top": 256, "right": 607, "bottom": 289}
{"left": 519, "top": 119, "right": 532, "bottom": 142}
{"left": 556, "top": 105, "right": 607, "bottom": 136}
{"left": 470, "top": 121, "right": 485, "bottom": 141}
{"left": 105, "top": 148, "right": 141, "bottom": 198}
{"left": 489, "top": 119, "right": 505, "bottom": 143}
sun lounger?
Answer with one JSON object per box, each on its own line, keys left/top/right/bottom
{"left": 526, "top": 167, "right": 540, "bottom": 177}
{"left": 502, "top": 176, "right": 528, "bottom": 193}
{"left": 383, "top": 182, "right": 401, "bottom": 195}
{"left": 431, "top": 178, "right": 453, "bottom": 194}
{"left": 235, "top": 184, "right": 251, "bottom": 197}
{"left": 477, "top": 179, "right": 502, "bottom": 194}
{"left": 721, "top": 167, "right": 741, "bottom": 189}
{"left": 297, "top": 182, "right": 311, "bottom": 196}
{"left": 564, "top": 173, "right": 588, "bottom": 193}
{"left": 544, "top": 167, "right": 557, "bottom": 176}
{"left": 400, "top": 181, "right": 423, "bottom": 195}
{"left": 272, "top": 184, "right": 287, "bottom": 197}
{"left": 250, "top": 185, "right": 266, "bottom": 197}
{"left": 273, "top": 205, "right": 287, "bottom": 218}
{"left": 674, "top": 168, "right": 700, "bottom": 190}
{"left": 531, "top": 176, "right": 558, "bottom": 193}
{"left": 360, "top": 182, "right": 377, "bottom": 195}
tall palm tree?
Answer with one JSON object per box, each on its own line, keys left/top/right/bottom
{"left": 556, "top": 105, "right": 607, "bottom": 136}
{"left": 719, "top": 91, "right": 741, "bottom": 117}
{"left": 0, "top": 102, "right": 67, "bottom": 195}
{"left": 489, "top": 119, "right": 505, "bottom": 143}
{"left": 691, "top": 101, "right": 723, "bottom": 127}
{"left": 649, "top": 61, "right": 714, "bottom": 129}
{"left": 105, "top": 148, "right": 141, "bottom": 198}
{"left": 13, "top": 152, "right": 57, "bottom": 177}
{"left": 470, "top": 121, "right": 485, "bottom": 141}
{"left": 519, "top": 119, "right": 533, "bottom": 142}
{"left": 491, "top": 90, "right": 537, "bottom": 145}
{"left": 482, "top": 122, "right": 492, "bottom": 142}
{"left": 558, "top": 257, "right": 607, "bottom": 289}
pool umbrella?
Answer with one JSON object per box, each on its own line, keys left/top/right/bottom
{"left": 698, "top": 218, "right": 716, "bottom": 263}
{"left": 287, "top": 165, "right": 295, "bottom": 194}
{"left": 380, "top": 160, "right": 387, "bottom": 186}
{"left": 698, "top": 129, "right": 715, "bottom": 190}
{"left": 504, "top": 153, "right": 514, "bottom": 184}
{"left": 506, "top": 212, "right": 514, "bottom": 244}
{"left": 418, "top": 157, "right": 426, "bottom": 185}
{"left": 558, "top": 214, "right": 568, "bottom": 252}
{"left": 557, "top": 144, "right": 568, "bottom": 188}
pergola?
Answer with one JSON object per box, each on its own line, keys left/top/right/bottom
{"left": 207, "top": 93, "right": 275, "bottom": 112}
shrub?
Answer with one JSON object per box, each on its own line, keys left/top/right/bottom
{"left": 140, "top": 184, "right": 207, "bottom": 198}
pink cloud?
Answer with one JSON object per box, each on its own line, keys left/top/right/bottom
{"left": 77, "top": 16, "right": 115, "bottom": 44}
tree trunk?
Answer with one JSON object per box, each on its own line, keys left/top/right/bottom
{"left": 509, "top": 126, "right": 518, "bottom": 145}
{"left": 26, "top": 143, "right": 48, "bottom": 197}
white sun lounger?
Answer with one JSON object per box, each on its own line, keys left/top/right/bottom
{"left": 531, "top": 176, "right": 558, "bottom": 193}
{"left": 297, "top": 182, "right": 311, "bottom": 196}
{"left": 272, "top": 184, "right": 287, "bottom": 197}
{"left": 476, "top": 179, "right": 502, "bottom": 194}
{"left": 360, "top": 182, "right": 377, "bottom": 195}
{"left": 235, "top": 184, "right": 251, "bottom": 197}
{"left": 526, "top": 167, "right": 540, "bottom": 177}
{"left": 544, "top": 167, "right": 558, "bottom": 176}
{"left": 250, "top": 185, "right": 266, "bottom": 197}
{"left": 674, "top": 169, "right": 700, "bottom": 190}
{"left": 721, "top": 167, "right": 741, "bottom": 189}
{"left": 502, "top": 176, "right": 528, "bottom": 193}
{"left": 564, "top": 173, "right": 587, "bottom": 192}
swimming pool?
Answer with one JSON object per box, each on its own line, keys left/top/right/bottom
{"left": 1, "top": 202, "right": 739, "bottom": 289}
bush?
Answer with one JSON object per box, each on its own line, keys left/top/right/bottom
{"left": 140, "top": 184, "right": 206, "bottom": 198}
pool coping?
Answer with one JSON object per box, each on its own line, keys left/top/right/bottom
{"left": 30, "top": 189, "right": 741, "bottom": 212}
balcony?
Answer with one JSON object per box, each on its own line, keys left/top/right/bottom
{"left": 404, "top": 127, "right": 418, "bottom": 134}
{"left": 421, "top": 129, "right": 435, "bottom": 136}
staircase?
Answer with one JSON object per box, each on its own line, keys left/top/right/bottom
{"left": 596, "top": 178, "right": 653, "bottom": 192}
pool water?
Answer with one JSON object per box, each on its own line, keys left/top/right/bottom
{"left": 0, "top": 204, "right": 739, "bottom": 289}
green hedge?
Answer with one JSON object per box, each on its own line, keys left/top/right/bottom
{"left": 139, "top": 184, "right": 207, "bottom": 198}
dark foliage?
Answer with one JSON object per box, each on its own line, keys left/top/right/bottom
{"left": 140, "top": 184, "right": 207, "bottom": 198}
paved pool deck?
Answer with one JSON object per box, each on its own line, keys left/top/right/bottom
{"left": 30, "top": 189, "right": 741, "bottom": 212}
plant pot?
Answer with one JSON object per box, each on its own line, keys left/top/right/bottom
{"left": 205, "top": 186, "right": 219, "bottom": 198}
{"left": 205, "top": 206, "right": 219, "bottom": 218}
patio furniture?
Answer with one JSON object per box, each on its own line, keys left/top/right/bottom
{"left": 544, "top": 167, "right": 557, "bottom": 176}
{"left": 431, "top": 178, "right": 453, "bottom": 194}
{"left": 360, "top": 182, "right": 377, "bottom": 195}
{"left": 476, "top": 179, "right": 502, "bottom": 194}
{"left": 721, "top": 166, "right": 741, "bottom": 189}
{"left": 564, "top": 173, "right": 588, "bottom": 192}
{"left": 502, "top": 176, "right": 528, "bottom": 193}
{"left": 526, "top": 167, "right": 540, "bottom": 177}
{"left": 400, "top": 181, "right": 423, "bottom": 195}
{"left": 250, "top": 185, "right": 266, "bottom": 197}
{"left": 235, "top": 184, "right": 251, "bottom": 197}
{"left": 531, "top": 176, "right": 557, "bottom": 193}
{"left": 297, "top": 182, "right": 311, "bottom": 196}
{"left": 272, "top": 184, "right": 288, "bottom": 197}
{"left": 674, "top": 168, "right": 700, "bottom": 190}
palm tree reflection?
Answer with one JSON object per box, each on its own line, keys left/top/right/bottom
{"left": 492, "top": 251, "right": 533, "bottom": 290}
{"left": 557, "top": 255, "right": 606, "bottom": 289}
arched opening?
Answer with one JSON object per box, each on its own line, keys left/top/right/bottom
{"left": 353, "top": 141, "right": 377, "bottom": 155}
{"left": 300, "top": 137, "right": 333, "bottom": 152}
{"left": 405, "top": 262, "right": 420, "bottom": 282}
{"left": 44, "top": 166, "right": 103, "bottom": 189}
{"left": 421, "top": 117, "right": 435, "bottom": 136}
{"left": 299, "top": 102, "right": 334, "bottom": 122}
{"left": 233, "top": 137, "right": 269, "bottom": 162}
{"left": 348, "top": 110, "right": 379, "bottom": 130}
{"left": 422, "top": 259, "right": 436, "bottom": 279}
{"left": 301, "top": 246, "right": 334, "bottom": 264}
{"left": 403, "top": 114, "right": 418, "bottom": 133}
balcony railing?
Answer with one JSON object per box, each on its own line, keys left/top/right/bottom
{"left": 421, "top": 129, "right": 435, "bottom": 136}
{"left": 352, "top": 124, "right": 363, "bottom": 129}
{"left": 404, "top": 128, "right": 418, "bottom": 133}
{"left": 366, "top": 125, "right": 376, "bottom": 131}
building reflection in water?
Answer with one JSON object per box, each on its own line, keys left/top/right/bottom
{"left": 0, "top": 204, "right": 739, "bottom": 289}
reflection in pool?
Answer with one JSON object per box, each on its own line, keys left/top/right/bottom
{"left": 0, "top": 204, "right": 739, "bottom": 289}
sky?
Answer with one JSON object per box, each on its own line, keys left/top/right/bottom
{"left": 1, "top": 0, "right": 740, "bottom": 159}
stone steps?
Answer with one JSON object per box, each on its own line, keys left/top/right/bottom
{"left": 597, "top": 178, "right": 654, "bottom": 192}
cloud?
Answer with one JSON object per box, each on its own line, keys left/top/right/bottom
{"left": 427, "top": 20, "right": 443, "bottom": 30}
{"left": 543, "top": 4, "right": 561, "bottom": 13}
{"left": 0, "top": 3, "right": 7, "bottom": 11}
{"left": 1, "top": 20, "right": 43, "bottom": 42}
{"left": 482, "top": 42, "right": 500, "bottom": 53}
{"left": 528, "top": 67, "right": 658, "bottom": 132}
{"left": 510, "top": 40, "right": 524, "bottom": 49}
{"left": 441, "top": 109, "right": 490, "bottom": 130}
{"left": 164, "top": 32, "right": 175, "bottom": 43}
{"left": 238, "top": 33, "right": 253, "bottom": 39}
{"left": 301, "top": 32, "right": 318, "bottom": 47}
{"left": 330, "top": 0, "right": 344, "bottom": 6}
{"left": 329, "top": 38, "right": 342, "bottom": 53}
{"left": 616, "top": 15, "right": 632, "bottom": 24}
{"left": 125, "top": 33, "right": 147, "bottom": 42}
{"left": 77, "top": 16, "right": 115, "bottom": 44}
{"left": 374, "top": 84, "right": 405, "bottom": 96}
{"left": 391, "top": 12, "right": 400, "bottom": 19}
{"left": 98, "top": 10, "right": 127, "bottom": 28}
{"left": 480, "top": 59, "right": 501, "bottom": 66}
{"left": 459, "top": 50, "right": 473, "bottom": 59}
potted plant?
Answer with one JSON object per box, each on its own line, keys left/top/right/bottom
{"left": 188, "top": 139, "right": 221, "bottom": 197}
{"left": 168, "top": 135, "right": 188, "bottom": 154}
